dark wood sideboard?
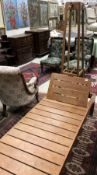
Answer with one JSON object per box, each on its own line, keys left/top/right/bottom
{"left": 8, "top": 34, "right": 33, "bottom": 65}
{"left": 25, "top": 29, "right": 50, "bottom": 57}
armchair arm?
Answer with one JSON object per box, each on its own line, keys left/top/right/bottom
{"left": 21, "top": 73, "right": 38, "bottom": 95}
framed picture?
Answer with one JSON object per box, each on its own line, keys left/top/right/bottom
{"left": 3, "top": 0, "right": 19, "bottom": 30}
{"left": 28, "top": 0, "right": 40, "bottom": 28}
{"left": 39, "top": 1, "right": 48, "bottom": 27}
{"left": 48, "top": 2, "right": 58, "bottom": 18}
{"left": 48, "top": 17, "right": 58, "bottom": 30}
{"left": 17, "top": 0, "right": 30, "bottom": 28}
{"left": 0, "top": 0, "right": 5, "bottom": 28}
{"left": 59, "top": 5, "right": 64, "bottom": 15}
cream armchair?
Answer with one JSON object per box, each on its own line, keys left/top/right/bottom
{"left": 0, "top": 66, "right": 39, "bottom": 117}
{"left": 86, "top": 7, "right": 97, "bottom": 33}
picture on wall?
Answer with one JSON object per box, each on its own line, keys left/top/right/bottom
{"left": 0, "top": 0, "right": 4, "bottom": 28}
{"left": 28, "top": 0, "right": 39, "bottom": 28}
{"left": 17, "top": 0, "right": 29, "bottom": 28}
{"left": 48, "top": 2, "right": 58, "bottom": 18}
{"left": 3, "top": 0, "right": 19, "bottom": 30}
{"left": 40, "top": 1, "right": 48, "bottom": 26}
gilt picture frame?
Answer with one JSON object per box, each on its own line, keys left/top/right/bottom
{"left": 39, "top": 1, "right": 48, "bottom": 27}
{"left": 17, "top": 0, "right": 30, "bottom": 28}
{"left": 28, "top": 0, "right": 40, "bottom": 28}
{"left": 48, "top": 2, "right": 58, "bottom": 18}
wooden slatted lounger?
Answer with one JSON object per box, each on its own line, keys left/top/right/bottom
{"left": 0, "top": 73, "right": 95, "bottom": 175}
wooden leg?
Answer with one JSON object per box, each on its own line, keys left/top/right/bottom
{"left": 41, "top": 63, "right": 43, "bottom": 73}
{"left": 2, "top": 104, "right": 8, "bottom": 117}
{"left": 36, "top": 92, "right": 39, "bottom": 103}
{"left": 89, "top": 103, "right": 95, "bottom": 116}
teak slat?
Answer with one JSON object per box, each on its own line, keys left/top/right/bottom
{"left": 14, "top": 123, "right": 73, "bottom": 147}
{"left": 47, "top": 73, "right": 90, "bottom": 107}
{"left": 0, "top": 168, "right": 12, "bottom": 175}
{"left": 30, "top": 109, "right": 81, "bottom": 126}
{"left": 8, "top": 128, "right": 68, "bottom": 155}
{"left": 1, "top": 135, "right": 65, "bottom": 165}
{"left": 22, "top": 114, "right": 78, "bottom": 133}
{"left": 0, "top": 153, "right": 45, "bottom": 175}
{"left": 34, "top": 104, "right": 85, "bottom": 120}
{"left": 21, "top": 113, "right": 75, "bottom": 139}
{"left": 0, "top": 142, "right": 61, "bottom": 175}
{"left": 40, "top": 98, "right": 86, "bottom": 115}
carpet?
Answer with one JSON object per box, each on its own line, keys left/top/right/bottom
{"left": 63, "top": 104, "right": 97, "bottom": 175}
{"left": 20, "top": 62, "right": 51, "bottom": 85}
{"left": 85, "top": 69, "right": 97, "bottom": 95}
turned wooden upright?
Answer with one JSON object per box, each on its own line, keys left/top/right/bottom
{"left": 61, "top": 2, "right": 85, "bottom": 76}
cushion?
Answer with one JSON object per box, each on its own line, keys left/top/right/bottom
{"left": 87, "top": 22, "right": 97, "bottom": 32}
{"left": 41, "top": 57, "right": 61, "bottom": 65}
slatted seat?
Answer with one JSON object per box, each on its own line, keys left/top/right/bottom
{"left": 0, "top": 73, "right": 95, "bottom": 175}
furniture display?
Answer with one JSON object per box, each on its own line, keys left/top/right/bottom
{"left": 40, "top": 37, "right": 63, "bottom": 72}
{"left": 0, "top": 65, "right": 38, "bottom": 117}
{"left": 61, "top": 2, "right": 85, "bottom": 77}
{"left": 0, "top": 73, "right": 95, "bottom": 175}
{"left": 25, "top": 29, "right": 50, "bottom": 57}
{"left": 8, "top": 34, "right": 33, "bottom": 65}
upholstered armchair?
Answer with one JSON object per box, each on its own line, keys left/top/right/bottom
{"left": 40, "top": 37, "right": 64, "bottom": 72}
{"left": 64, "top": 37, "right": 94, "bottom": 71}
{"left": 86, "top": 7, "right": 97, "bottom": 33}
{"left": 0, "top": 66, "right": 39, "bottom": 117}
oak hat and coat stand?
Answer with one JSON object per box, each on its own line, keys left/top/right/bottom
{"left": 61, "top": 2, "right": 85, "bottom": 77}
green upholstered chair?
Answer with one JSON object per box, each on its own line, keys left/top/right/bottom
{"left": 64, "top": 37, "right": 94, "bottom": 71}
{"left": 40, "top": 37, "right": 64, "bottom": 72}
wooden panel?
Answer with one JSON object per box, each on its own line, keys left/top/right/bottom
{"left": 0, "top": 141, "right": 61, "bottom": 175}
{"left": 47, "top": 73, "right": 90, "bottom": 107}
{"left": 40, "top": 98, "right": 86, "bottom": 115}
{"left": 21, "top": 114, "right": 76, "bottom": 138}
{"left": 33, "top": 104, "right": 85, "bottom": 120}
{"left": 0, "top": 153, "right": 45, "bottom": 175}
{"left": 8, "top": 128, "right": 68, "bottom": 155}
{"left": 14, "top": 123, "right": 73, "bottom": 147}
{"left": 0, "top": 168, "right": 12, "bottom": 175}
{"left": 31, "top": 108, "right": 81, "bottom": 125}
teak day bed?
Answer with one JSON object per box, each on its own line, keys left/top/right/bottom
{"left": 0, "top": 73, "right": 95, "bottom": 175}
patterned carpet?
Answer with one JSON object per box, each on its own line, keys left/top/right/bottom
{"left": 63, "top": 104, "right": 97, "bottom": 175}
{"left": 85, "top": 69, "right": 97, "bottom": 95}
{"left": 20, "top": 62, "right": 51, "bottom": 85}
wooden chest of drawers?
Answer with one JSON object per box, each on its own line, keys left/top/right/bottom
{"left": 25, "top": 29, "right": 50, "bottom": 56}
{"left": 8, "top": 34, "right": 33, "bottom": 65}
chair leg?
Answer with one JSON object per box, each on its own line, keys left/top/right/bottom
{"left": 2, "top": 104, "right": 8, "bottom": 117}
{"left": 36, "top": 92, "right": 39, "bottom": 103}
{"left": 41, "top": 63, "right": 43, "bottom": 73}
{"left": 89, "top": 102, "right": 95, "bottom": 117}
